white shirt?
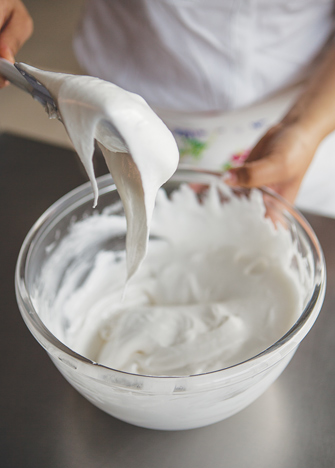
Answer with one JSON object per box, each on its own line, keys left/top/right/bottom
{"left": 73, "top": 0, "right": 335, "bottom": 112}
{"left": 73, "top": 0, "right": 335, "bottom": 218}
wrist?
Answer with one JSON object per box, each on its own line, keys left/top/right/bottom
{"left": 281, "top": 103, "right": 331, "bottom": 147}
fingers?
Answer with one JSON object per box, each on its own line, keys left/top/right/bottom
{"left": 224, "top": 122, "right": 316, "bottom": 186}
{"left": 224, "top": 151, "right": 290, "bottom": 188}
{"left": 0, "top": 0, "right": 33, "bottom": 88}
{"left": 223, "top": 153, "right": 303, "bottom": 205}
{"left": 222, "top": 122, "right": 318, "bottom": 205}
{"left": 223, "top": 125, "right": 288, "bottom": 188}
{"left": 0, "top": 44, "right": 13, "bottom": 87}
{"left": 0, "top": 1, "right": 33, "bottom": 56}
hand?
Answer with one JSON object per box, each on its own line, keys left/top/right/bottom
{"left": 0, "top": 0, "right": 33, "bottom": 87}
{"left": 225, "top": 42, "right": 335, "bottom": 205}
{"left": 224, "top": 121, "right": 318, "bottom": 204}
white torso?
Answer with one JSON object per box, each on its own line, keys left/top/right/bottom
{"left": 74, "top": 0, "right": 335, "bottom": 112}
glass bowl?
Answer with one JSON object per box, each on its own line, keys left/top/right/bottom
{"left": 15, "top": 167, "right": 326, "bottom": 430}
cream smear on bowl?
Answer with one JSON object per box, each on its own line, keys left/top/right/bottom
{"left": 19, "top": 64, "right": 179, "bottom": 278}
{"left": 32, "top": 181, "right": 309, "bottom": 376}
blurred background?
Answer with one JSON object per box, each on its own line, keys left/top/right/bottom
{"left": 0, "top": 0, "right": 85, "bottom": 147}
{"left": 1, "top": 0, "right": 334, "bottom": 217}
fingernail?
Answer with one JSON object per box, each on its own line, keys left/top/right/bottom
{"left": 223, "top": 171, "right": 238, "bottom": 185}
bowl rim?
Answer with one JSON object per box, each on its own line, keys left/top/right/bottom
{"left": 15, "top": 166, "right": 326, "bottom": 381}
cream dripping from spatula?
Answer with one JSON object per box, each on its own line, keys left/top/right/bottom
{"left": 19, "top": 64, "right": 179, "bottom": 279}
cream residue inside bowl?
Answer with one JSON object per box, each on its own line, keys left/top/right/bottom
{"left": 32, "top": 181, "right": 309, "bottom": 376}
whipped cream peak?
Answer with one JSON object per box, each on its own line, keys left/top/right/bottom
{"left": 19, "top": 63, "right": 179, "bottom": 278}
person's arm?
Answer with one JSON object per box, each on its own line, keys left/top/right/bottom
{"left": 225, "top": 42, "right": 335, "bottom": 204}
{"left": 0, "top": 0, "right": 33, "bottom": 87}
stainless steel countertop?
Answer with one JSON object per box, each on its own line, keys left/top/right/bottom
{"left": 1, "top": 133, "right": 334, "bottom": 468}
